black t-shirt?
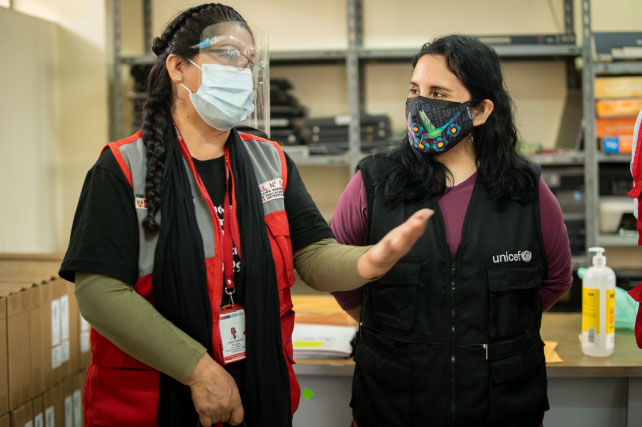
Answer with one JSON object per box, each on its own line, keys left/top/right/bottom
{"left": 60, "top": 147, "right": 333, "bottom": 285}
{"left": 60, "top": 142, "right": 332, "bottom": 401}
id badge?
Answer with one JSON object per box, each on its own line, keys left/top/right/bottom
{"left": 219, "top": 304, "right": 246, "bottom": 364}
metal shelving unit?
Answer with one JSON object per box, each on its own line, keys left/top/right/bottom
{"left": 582, "top": 0, "right": 639, "bottom": 249}
{"left": 530, "top": 152, "right": 585, "bottom": 166}
{"left": 597, "top": 152, "right": 633, "bottom": 163}
{"left": 108, "top": 0, "right": 637, "bottom": 257}
{"left": 597, "top": 234, "right": 638, "bottom": 247}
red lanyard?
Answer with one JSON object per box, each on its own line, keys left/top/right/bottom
{"left": 173, "top": 125, "right": 238, "bottom": 301}
{"left": 222, "top": 150, "right": 236, "bottom": 301}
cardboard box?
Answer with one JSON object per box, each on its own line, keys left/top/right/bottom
{"left": 29, "top": 286, "right": 44, "bottom": 399}
{"left": 51, "top": 382, "right": 64, "bottom": 427}
{"left": 63, "top": 378, "right": 73, "bottom": 427}
{"left": 596, "top": 116, "right": 638, "bottom": 137}
{"left": 0, "top": 413, "right": 9, "bottom": 427}
{"left": 0, "top": 257, "right": 61, "bottom": 286}
{"left": 0, "top": 285, "right": 31, "bottom": 410}
{"left": 42, "top": 388, "right": 55, "bottom": 427}
{"left": 595, "top": 76, "right": 642, "bottom": 98}
{"left": 9, "top": 400, "right": 32, "bottom": 427}
{"left": 601, "top": 135, "right": 634, "bottom": 153}
{"left": 78, "top": 309, "right": 90, "bottom": 372}
{"left": 40, "top": 284, "right": 52, "bottom": 392}
{"left": 50, "top": 280, "right": 67, "bottom": 386}
{"left": 66, "top": 284, "right": 79, "bottom": 377}
{"left": 596, "top": 98, "right": 642, "bottom": 117}
{"left": 72, "top": 374, "right": 82, "bottom": 427}
{"left": 0, "top": 295, "right": 8, "bottom": 415}
{"left": 31, "top": 395, "right": 43, "bottom": 427}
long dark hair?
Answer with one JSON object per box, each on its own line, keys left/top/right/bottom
{"left": 142, "top": 3, "right": 248, "bottom": 234}
{"left": 382, "top": 35, "right": 537, "bottom": 206}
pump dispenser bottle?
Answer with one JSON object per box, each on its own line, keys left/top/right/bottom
{"left": 581, "top": 247, "right": 616, "bottom": 357}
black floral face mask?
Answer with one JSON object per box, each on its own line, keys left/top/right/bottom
{"left": 406, "top": 96, "right": 473, "bottom": 154}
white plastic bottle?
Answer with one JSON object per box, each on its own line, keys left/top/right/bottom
{"left": 581, "top": 247, "right": 616, "bottom": 357}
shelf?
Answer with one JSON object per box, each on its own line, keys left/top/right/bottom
{"left": 359, "top": 44, "right": 581, "bottom": 61}
{"left": 572, "top": 255, "right": 589, "bottom": 268}
{"left": 597, "top": 153, "right": 632, "bottom": 163}
{"left": 593, "top": 61, "right": 642, "bottom": 75}
{"left": 289, "top": 154, "right": 350, "bottom": 166}
{"left": 529, "top": 152, "right": 585, "bottom": 165}
{"left": 596, "top": 234, "right": 639, "bottom": 246}
{"left": 281, "top": 145, "right": 350, "bottom": 166}
{"left": 119, "top": 54, "right": 155, "bottom": 65}
{"left": 270, "top": 50, "right": 346, "bottom": 64}
{"left": 119, "top": 45, "right": 582, "bottom": 67}
{"left": 563, "top": 213, "right": 586, "bottom": 221}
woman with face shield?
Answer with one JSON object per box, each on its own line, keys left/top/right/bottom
{"left": 58, "top": 3, "right": 432, "bottom": 427}
{"left": 331, "top": 36, "right": 573, "bottom": 426}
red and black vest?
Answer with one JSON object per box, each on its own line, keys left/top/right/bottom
{"left": 83, "top": 131, "right": 299, "bottom": 426}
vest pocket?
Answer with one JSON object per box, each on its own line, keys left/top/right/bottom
{"left": 368, "top": 262, "right": 421, "bottom": 330}
{"left": 351, "top": 333, "right": 412, "bottom": 426}
{"left": 265, "top": 211, "right": 295, "bottom": 290}
{"left": 487, "top": 339, "right": 548, "bottom": 424}
{"left": 486, "top": 266, "right": 540, "bottom": 338}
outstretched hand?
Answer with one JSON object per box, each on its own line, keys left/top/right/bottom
{"left": 356, "top": 208, "right": 433, "bottom": 280}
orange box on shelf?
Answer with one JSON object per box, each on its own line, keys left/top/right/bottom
{"left": 596, "top": 99, "right": 642, "bottom": 117}
{"left": 600, "top": 135, "right": 634, "bottom": 153}
{"left": 595, "top": 76, "right": 642, "bottom": 98}
{"left": 596, "top": 116, "right": 638, "bottom": 137}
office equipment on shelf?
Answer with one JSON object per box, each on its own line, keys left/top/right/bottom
{"left": 599, "top": 164, "right": 635, "bottom": 196}
{"left": 599, "top": 197, "right": 635, "bottom": 234}
{"left": 474, "top": 33, "right": 575, "bottom": 45}
{"left": 596, "top": 99, "right": 642, "bottom": 117}
{"left": 601, "top": 135, "right": 633, "bottom": 153}
{"left": 270, "top": 78, "right": 307, "bottom": 146}
{"left": 304, "top": 114, "right": 392, "bottom": 154}
{"left": 594, "top": 32, "right": 642, "bottom": 60}
{"left": 541, "top": 167, "right": 586, "bottom": 256}
{"left": 594, "top": 76, "right": 642, "bottom": 99}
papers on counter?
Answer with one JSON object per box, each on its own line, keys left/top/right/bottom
{"left": 292, "top": 323, "right": 357, "bottom": 359}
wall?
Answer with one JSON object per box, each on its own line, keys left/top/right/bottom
{"left": 0, "top": 0, "right": 108, "bottom": 254}
{"left": 0, "top": 8, "right": 61, "bottom": 253}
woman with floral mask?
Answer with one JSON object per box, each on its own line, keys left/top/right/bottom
{"left": 58, "top": 3, "right": 431, "bottom": 427}
{"left": 332, "top": 36, "right": 573, "bottom": 426}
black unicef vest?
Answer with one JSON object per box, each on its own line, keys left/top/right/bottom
{"left": 353, "top": 153, "right": 549, "bottom": 427}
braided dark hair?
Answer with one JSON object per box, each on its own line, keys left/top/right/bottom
{"left": 142, "top": 3, "right": 247, "bottom": 234}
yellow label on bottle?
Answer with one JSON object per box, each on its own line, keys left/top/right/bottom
{"left": 606, "top": 289, "right": 615, "bottom": 334}
{"left": 582, "top": 288, "right": 599, "bottom": 334}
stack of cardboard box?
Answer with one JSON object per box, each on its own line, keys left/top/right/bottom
{"left": 595, "top": 76, "right": 642, "bottom": 153}
{"left": 0, "top": 255, "right": 89, "bottom": 427}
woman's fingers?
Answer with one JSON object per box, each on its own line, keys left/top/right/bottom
{"left": 357, "top": 208, "right": 433, "bottom": 279}
{"left": 229, "top": 403, "right": 245, "bottom": 426}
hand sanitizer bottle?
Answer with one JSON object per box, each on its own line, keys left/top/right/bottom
{"left": 581, "top": 247, "right": 616, "bottom": 357}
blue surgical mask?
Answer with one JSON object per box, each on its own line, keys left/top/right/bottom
{"left": 182, "top": 60, "right": 255, "bottom": 131}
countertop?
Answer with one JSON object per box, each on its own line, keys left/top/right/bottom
{"left": 293, "top": 313, "right": 642, "bottom": 377}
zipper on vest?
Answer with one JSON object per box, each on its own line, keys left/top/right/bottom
{"left": 450, "top": 253, "right": 457, "bottom": 424}
{"left": 483, "top": 343, "right": 489, "bottom": 360}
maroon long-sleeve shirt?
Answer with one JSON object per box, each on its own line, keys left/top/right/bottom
{"left": 331, "top": 170, "right": 573, "bottom": 312}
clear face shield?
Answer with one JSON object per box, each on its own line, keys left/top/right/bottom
{"left": 194, "top": 21, "right": 269, "bottom": 136}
